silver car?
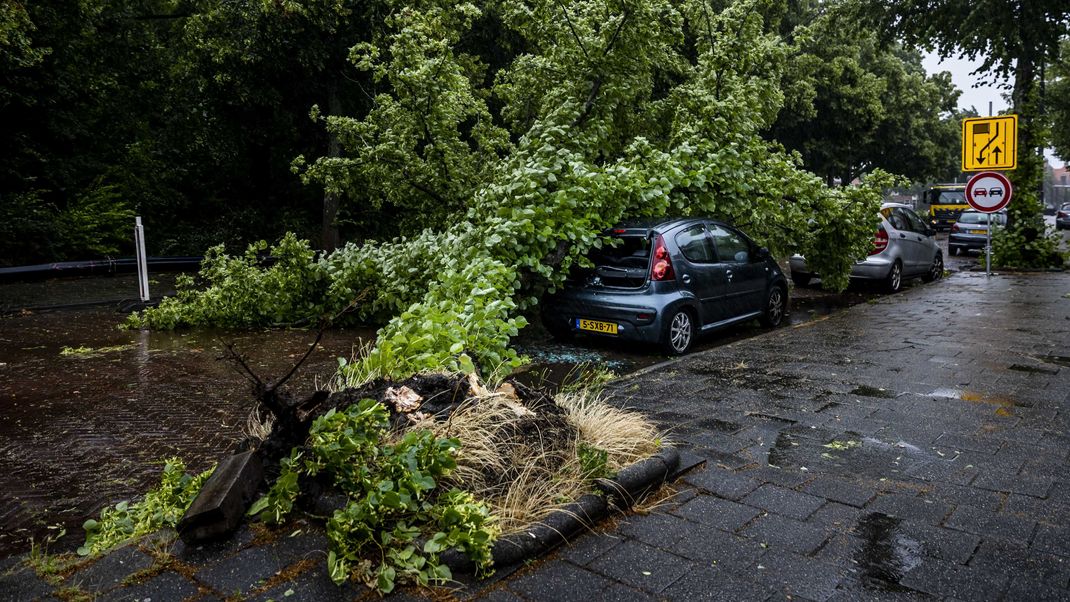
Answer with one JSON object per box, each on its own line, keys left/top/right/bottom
{"left": 789, "top": 203, "right": 943, "bottom": 293}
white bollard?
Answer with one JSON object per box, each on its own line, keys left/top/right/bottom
{"left": 135, "top": 216, "right": 150, "bottom": 302}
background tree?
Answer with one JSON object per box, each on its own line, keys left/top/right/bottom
{"left": 867, "top": 0, "right": 1069, "bottom": 266}
{"left": 770, "top": 2, "right": 962, "bottom": 186}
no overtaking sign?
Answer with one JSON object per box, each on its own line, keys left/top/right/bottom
{"left": 965, "top": 171, "right": 1012, "bottom": 213}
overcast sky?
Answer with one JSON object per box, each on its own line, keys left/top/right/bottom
{"left": 921, "top": 52, "right": 1065, "bottom": 169}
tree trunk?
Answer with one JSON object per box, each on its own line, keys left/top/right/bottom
{"left": 1007, "top": 41, "right": 1043, "bottom": 243}
{"left": 321, "top": 83, "right": 342, "bottom": 253}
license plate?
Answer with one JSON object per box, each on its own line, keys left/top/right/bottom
{"left": 576, "top": 318, "right": 618, "bottom": 335}
{"left": 968, "top": 229, "right": 986, "bottom": 234}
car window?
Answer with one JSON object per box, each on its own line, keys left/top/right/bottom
{"left": 674, "top": 224, "right": 714, "bottom": 263}
{"left": 709, "top": 224, "right": 750, "bottom": 263}
{"left": 902, "top": 208, "right": 929, "bottom": 233}
{"left": 883, "top": 208, "right": 909, "bottom": 231}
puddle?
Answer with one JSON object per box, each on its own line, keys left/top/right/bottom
{"left": 850, "top": 385, "right": 895, "bottom": 399}
{"left": 853, "top": 512, "right": 922, "bottom": 590}
{"left": 926, "top": 388, "right": 1029, "bottom": 416}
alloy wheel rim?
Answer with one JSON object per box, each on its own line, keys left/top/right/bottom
{"left": 670, "top": 312, "right": 692, "bottom": 352}
{"left": 769, "top": 289, "right": 783, "bottom": 325}
{"left": 932, "top": 256, "right": 942, "bottom": 280}
{"left": 891, "top": 264, "right": 901, "bottom": 290}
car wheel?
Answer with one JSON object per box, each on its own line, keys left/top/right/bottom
{"left": 660, "top": 309, "right": 695, "bottom": 355}
{"left": 922, "top": 252, "right": 943, "bottom": 283}
{"left": 948, "top": 246, "right": 958, "bottom": 256}
{"left": 791, "top": 272, "right": 811, "bottom": 287}
{"left": 759, "top": 285, "right": 787, "bottom": 327}
{"left": 543, "top": 315, "right": 574, "bottom": 341}
{"left": 884, "top": 260, "right": 903, "bottom": 293}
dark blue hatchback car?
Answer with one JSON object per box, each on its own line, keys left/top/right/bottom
{"left": 541, "top": 218, "right": 789, "bottom": 355}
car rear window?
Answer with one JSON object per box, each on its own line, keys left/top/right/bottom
{"left": 582, "top": 235, "right": 650, "bottom": 287}
{"left": 958, "top": 212, "right": 1005, "bottom": 225}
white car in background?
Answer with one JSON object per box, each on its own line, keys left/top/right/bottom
{"left": 789, "top": 203, "right": 943, "bottom": 293}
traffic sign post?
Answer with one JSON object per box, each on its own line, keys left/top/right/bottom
{"left": 962, "top": 115, "right": 1017, "bottom": 172}
{"left": 965, "top": 171, "right": 1013, "bottom": 278}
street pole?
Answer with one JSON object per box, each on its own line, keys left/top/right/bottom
{"left": 986, "top": 216, "right": 991, "bottom": 277}
{"left": 135, "top": 216, "right": 150, "bottom": 302}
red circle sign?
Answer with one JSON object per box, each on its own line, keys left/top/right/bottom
{"left": 965, "top": 171, "right": 1012, "bottom": 213}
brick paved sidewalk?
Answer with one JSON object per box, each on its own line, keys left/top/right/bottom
{"left": 3, "top": 271, "right": 1068, "bottom": 601}
{"left": 494, "top": 271, "right": 1070, "bottom": 601}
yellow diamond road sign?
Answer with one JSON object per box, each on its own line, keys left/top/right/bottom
{"left": 962, "top": 115, "right": 1017, "bottom": 171}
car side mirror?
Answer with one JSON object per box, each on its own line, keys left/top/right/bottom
{"left": 925, "top": 227, "right": 936, "bottom": 237}
{"left": 757, "top": 247, "right": 771, "bottom": 259}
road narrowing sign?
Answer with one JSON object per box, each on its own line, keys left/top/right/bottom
{"left": 965, "top": 171, "right": 1012, "bottom": 213}
{"left": 961, "top": 115, "right": 1017, "bottom": 171}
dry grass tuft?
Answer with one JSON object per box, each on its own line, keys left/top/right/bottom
{"left": 412, "top": 385, "right": 662, "bottom": 534}
{"left": 556, "top": 390, "right": 663, "bottom": 471}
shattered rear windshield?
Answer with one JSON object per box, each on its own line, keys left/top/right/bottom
{"left": 578, "top": 235, "right": 651, "bottom": 287}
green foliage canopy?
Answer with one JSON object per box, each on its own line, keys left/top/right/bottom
{"left": 133, "top": 0, "right": 890, "bottom": 382}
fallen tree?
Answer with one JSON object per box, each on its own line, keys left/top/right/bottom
{"left": 128, "top": 0, "right": 889, "bottom": 382}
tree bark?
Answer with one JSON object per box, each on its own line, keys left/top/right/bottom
{"left": 322, "top": 83, "right": 343, "bottom": 253}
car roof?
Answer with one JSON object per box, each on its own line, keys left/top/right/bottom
{"left": 611, "top": 217, "right": 733, "bottom": 234}
{"left": 880, "top": 202, "right": 912, "bottom": 209}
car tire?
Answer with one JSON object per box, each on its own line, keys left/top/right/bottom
{"left": 884, "top": 260, "right": 903, "bottom": 293}
{"left": 922, "top": 252, "right": 943, "bottom": 283}
{"left": 543, "top": 316, "right": 574, "bottom": 341}
{"left": 660, "top": 308, "right": 695, "bottom": 355}
{"left": 759, "top": 285, "right": 787, "bottom": 327}
{"left": 948, "top": 246, "right": 959, "bottom": 256}
{"left": 791, "top": 272, "right": 811, "bottom": 287}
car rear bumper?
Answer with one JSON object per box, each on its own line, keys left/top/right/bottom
{"left": 949, "top": 233, "right": 989, "bottom": 250}
{"left": 541, "top": 292, "right": 665, "bottom": 344}
{"left": 789, "top": 255, "right": 893, "bottom": 281}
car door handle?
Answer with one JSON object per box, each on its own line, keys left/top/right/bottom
{"left": 899, "top": 233, "right": 906, "bottom": 238}
{"left": 682, "top": 274, "right": 692, "bottom": 284}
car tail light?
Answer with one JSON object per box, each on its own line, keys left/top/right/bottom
{"left": 950, "top": 223, "right": 960, "bottom": 233}
{"left": 1059, "top": 211, "right": 1069, "bottom": 219}
{"left": 869, "top": 227, "right": 888, "bottom": 256}
{"left": 650, "top": 234, "right": 675, "bottom": 281}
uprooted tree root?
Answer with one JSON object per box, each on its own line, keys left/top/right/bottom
{"left": 240, "top": 368, "right": 661, "bottom": 536}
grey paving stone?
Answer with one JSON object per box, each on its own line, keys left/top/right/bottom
{"left": 599, "top": 581, "right": 658, "bottom": 602}
{"left": 751, "top": 550, "right": 844, "bottom": 602}
{"left": 660, "top": 563, "right": 773, "bottom": 602}
{"left": 587, "top": 539, "right": 692, "bottom": 594}
{"left": 741, "top": 484, "right": 825, "bottom": 521}
{"left": 736, "top": 466, "right": 811, "bottom": 488}
{"left": 802, "top": 477, "right": 877, "bottom": 508}
{"left": 968, "top": 537, "right": 1070, "bottom": 590}
{"left": 807, "top": 502, "right": 863, "bottom": 532}
{"left": 558, "top": 532, "right": 622, "bottom": 567}
{"left": 508, "top": 560, "right": 610, "bottom": 600}
{"left": 671, "top": 495, "right": 761, "bottom": 532}
{"left": 100, "top": 571, "right": 199, "bottom": 602}
{"left": 899, "top": 557, "right": 1008, "bottom": 601}
{"left": 972, "top": 470, "right": 1055, "bottom": 498}
{"left": 682, "top": 467, "right": 762, "bottom": 500}
{"left": 1033, "top": 524, "right": 1070, "bottom": 558}
{"left": 1002, "top": 577, "right": 1070, "bottom": 602}
{"left": 194, "top": 545, "right": 289, "bottom": 595}
{"left": 865, "top": 494, "right": 953, "bottom": 526}
{"left": 943, "top": 505, "right": 1037, "bottom": 543}
{"left": 827, "top": 580, "right": 938, "bottom": 601}
{"left": 667, "top": 521, "right": 766, "bottom": 573}
{"left": 894, "top": 522, "right": 980, "bottom": 565}
{"left": 617, "top": 512, "right": 692, "bottom": 548}
{"left": 70, "top": 545, "right": 154, "bottom": 593}
{"left": 0, "top": 566, "right": 54, "bottom": 602}
{"left": 472, "top": 588, "right": 525, "bottom": 602}
{"left": 174, "top": 523, "right": 256, "bottom": 565}
{"left": 250, "top": 564, "right": 367, "bottom": 602}
{"left": 933, "top": 433, "right": 1002, "bottom": 455}
{"left": 924, "top": 482, "right": 1003, "bottom": 512}
{"left": 740, "top": 513, "right": 831, "bottom": 556}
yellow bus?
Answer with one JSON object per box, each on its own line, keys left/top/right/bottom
{"left": 925, "top": 184, "right": 968, "bottom": 231}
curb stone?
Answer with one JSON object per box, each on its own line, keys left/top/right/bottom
{"left": 442, "top": 446, "right": 682, "bottom": 574}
